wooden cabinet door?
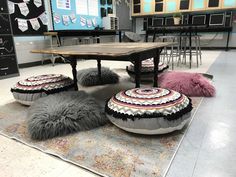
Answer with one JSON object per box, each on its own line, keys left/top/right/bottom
{"left": 179, "top": 0, "right": 191, "bottom": 11}
{"left": 222, "top": 0, "right": 236, "bottom": 9}
{"left": 192, "top": 0, "right": 207, "bottom": 11}
{"left": 165, "top": 0, "right": 179, "bottom": 13}
{"left": 207, "top": 0, "right": 220, "bottom": 9}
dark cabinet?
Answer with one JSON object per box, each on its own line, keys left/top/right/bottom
{"left": 133, "top": 0, "right": 141, "bottom": 13}
{"left": 155, "top": 0, "right": 164, "bottom": 12}
{"left": 0, "top": 0, "right": 19, "bottom": 79}
{"left": 180, "top": 0, "right": 190, "bottom": 10}
{"left": 208, "top": 0, "right": 220, "bottom": 8}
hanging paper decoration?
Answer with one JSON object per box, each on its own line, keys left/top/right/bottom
{"left": 30, "top": 18, "right": 40, "bottom": 30}
{"left": 17, "top": 19, "right": 28, "bottom": 32}
{"left": 70, "top": 14, "right": 76, "bottom": 23}
{"left": 18, "top": 3, "right": 29, "bottom": 16}
{"left": 80, "top": 16, "right": 86, "bottom": 26}
{"left": 92, "top": 18, "right": 97, "bottom": 27}
{"left": 54, "top": 13, "right": 61, "bottom": 24}
{"left": 34, "top": 0, "right": 42, "bottom": 7}
{"left": 39, "top": 12, "right": 48, "bottom": 25}
{"left": 87, "top": 19, "right": 92, "bottom": 28}
{"left": 62, "top": 15, "right": 70, "bottom": 26}
{"left": 8, "top": 1, "right": 15, "bottom": 14}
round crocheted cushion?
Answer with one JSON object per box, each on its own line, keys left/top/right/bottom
{"left": 126, "top": 58, "right": 169, "bottom": 82}
{"left": 105, "top": 87, "right": 192, "bottom": 134}
{"left": 11, "top": 74, "right": 74, "bottom": 105}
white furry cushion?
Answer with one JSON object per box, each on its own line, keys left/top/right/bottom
{"left": 27, "top": 91, "right": 108, "bottom": 140}
{"left": 77, "top": 67, "right": 119, "bottom": 86}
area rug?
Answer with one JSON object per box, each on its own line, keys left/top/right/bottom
{"left": 0, "top": 97, "right": 202, "bottom": 177}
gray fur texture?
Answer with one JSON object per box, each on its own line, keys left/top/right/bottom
{"left": 77, "top": 67, "right": 119, "bottom": 86}
{"left": 27, "top": 91, "right": 108, "bottom": 140}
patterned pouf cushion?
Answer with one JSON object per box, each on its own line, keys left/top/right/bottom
{"left": 126, "top": 58, "right": 169, "bottom": 82}
{"left": 105, "top": 87, "right": 192, "bottom": 134}
{"left": 11, "top": 74, "right": 74, "bottom": 106}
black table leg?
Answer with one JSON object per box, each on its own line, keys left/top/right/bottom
{"left": 189, "top": 31, "right": 192, "bottom": 69}
{"left": 152, "top": 31, "right": 156, "bottom": 42}
{"left": 70, "top": 59, "right": 78, "bottom": 91}
{"left": 97, "top": 59, "right": 102, "bottom": 84}
{"left": 153, "top": 49, "right": 160, "bottom": 87}
{"left": 134, "top": 59, "right": 141, "bottom": 88}
{"left": 97, "top": 35, "right": 100, "bottom": 43}
{"left": 119, "top": 31, "right": 122, "bottom": 43}
{"left": 145, "top": 31, "right": 148, "bottom": 42}
{"left": 226, "top": 31, "right": 230, "bottom": 51}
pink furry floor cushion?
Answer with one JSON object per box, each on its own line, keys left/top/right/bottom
{"left": 159, "top": 71, "right": 215, "bottom": 97}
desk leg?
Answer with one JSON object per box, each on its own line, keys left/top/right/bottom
{"left": 152, "top": 32, "right": 156, "bottom": 42}
{"left": 97, "top": 59, "right": 102, "bottom": 84}
{"left": 145, "top": 31, "right": 148, "bottom": 42}
{"left": 226, "top": 31, "right": 230, "bottom": 51}
{"left": 119, "top": 31, "right": 122, "bottom": 43}
{"left": 153, "top": 49, "right": 160, "bottom": 87}
{"left": 134, "top": 59, "right": 141, "bottom": 88}
{"left": 189, "top": 32, "right": 192, "bottom": 69}
{"left": 70, "top": 59, "right": 78, "bottom": 91}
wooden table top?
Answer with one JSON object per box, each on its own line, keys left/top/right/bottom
{"left": 31, "top": 42, "right": 173, "bottom": 57}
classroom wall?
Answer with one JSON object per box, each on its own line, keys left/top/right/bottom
{"left": 14, "top": 0, "right": 115, "bottom": 65}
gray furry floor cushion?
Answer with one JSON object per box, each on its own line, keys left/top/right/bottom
{"left": 77, "top": 67, "right": 119, "bottom": 86}
{"left": 27, "top": 91, "right": 108, "bottom": 140}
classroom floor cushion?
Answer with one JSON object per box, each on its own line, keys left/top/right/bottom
{"left": 159, "top": 71, "right": 216, "bottom": 97}
{"left": 126, "top": 58, "right": 169, "bottom": 82}
{"left": 28, "top": 91, "right": 108, "bottom": 140}
{"left": 105, "top": 88, "right": 192, "bottom": 135}
{"left": 77, "top": 67, "right": 119, "bottom": 86}
{"left": 11, "top": 74, "right": 74, "bottom": 106}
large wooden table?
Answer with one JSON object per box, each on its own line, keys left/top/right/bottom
{"left": 32, "top": 42, "right": 172, "bottom": 90}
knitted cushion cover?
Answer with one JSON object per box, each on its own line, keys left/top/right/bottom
{"left": 105, "top": 87, "right": 192, "bottom": 135}
{"left": 11, "top": 74, "right": 74, "bottom": 105}
{"left": 126, "top": 58, "right": 169, "bottom": 81}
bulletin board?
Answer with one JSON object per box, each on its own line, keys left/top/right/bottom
{"left": 50, "top": 0, "right": 112, "bottom": 30}
{"left": 8, "top": 0, "right": 48, "bottom": 35}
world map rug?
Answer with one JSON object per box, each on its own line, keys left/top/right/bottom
{"left": 0, "top": 97, "right": 202, "bottom": 177}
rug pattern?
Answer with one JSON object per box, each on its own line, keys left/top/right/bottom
{"left": 0, "top": 97, "right": 201, "bottom": 177}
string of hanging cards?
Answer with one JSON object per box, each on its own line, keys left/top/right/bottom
{"left": 8, "top": 0, "right": 48, "bottom": 32}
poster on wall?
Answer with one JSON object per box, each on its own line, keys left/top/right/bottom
{"left": 76, "top": 0, "right": 88, "bottom": 15}
{"left": 8, "top": 0, "right": 48, "bottom": 35}
{"left": 56, "top": 0, "right": 71, "bottom": 10}
{"left": 88, "top": 0, "right": 99, "bottom": 16}
{"left": 51, "top": 0, "right": 108, "bottom": 30}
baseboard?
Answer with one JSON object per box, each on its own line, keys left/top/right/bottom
{"left": 18, "top": 58, "right": 66, "bottom": 68}
{"left": 0, "top": 73, "right": 20, "bottom": 80}
{"left": 200, "top": 47, "right": 236, "bottom": 50}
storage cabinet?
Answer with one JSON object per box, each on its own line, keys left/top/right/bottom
{"left": 102, "top": 16, "right": 119, "bottom": 30}
{"left": 222, "top": 0, "right": 236, "bottom": 8}
{"left": 155, "top": 0, "right": 164, "bottom": 13}
{"left": 166, "top": 0, "right": 179, "bottom": 13}
{"left": 0, "top": 0, "right": 19, "bottom": 79}
{"left": 133, "top": 0, "right": 141, "bottom": 14}
{"left": 179, "top": 0, "right": 191, "bottom": 11}
{"left": 208, "top": 0, "right": 221, "bottom": 8}
{"left": 192, "top": 0, "right": 207, "bottom": 11}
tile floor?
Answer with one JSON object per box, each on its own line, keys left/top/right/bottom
{"left": 1, "top": 51, "right": 235, "bottom": 177}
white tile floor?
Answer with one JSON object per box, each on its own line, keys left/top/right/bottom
{"left": 0, "top": 51, "right": 230, "bottom": 177}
